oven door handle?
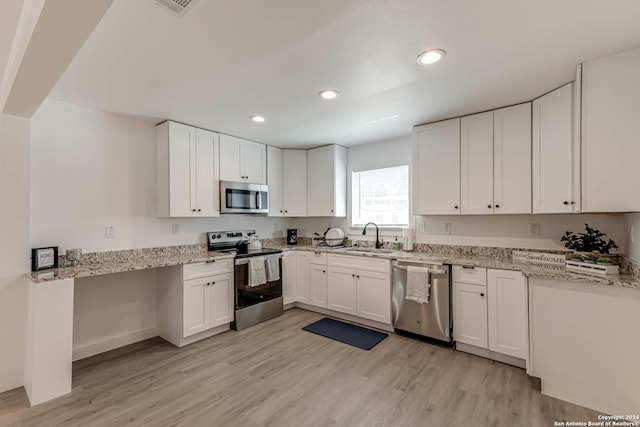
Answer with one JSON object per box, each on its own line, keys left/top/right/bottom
{"left": 235, "top": 255, "right": 282, "bottom": 266}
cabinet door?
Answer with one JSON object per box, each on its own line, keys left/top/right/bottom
{"left": 461, "top": 112, "right": 494, "bottom": 214}
{"left": 183, "top": 277, "right": 210, "bottom": 337}
{"left": 487, "top": 269, "right": 528, "bottom": 359}
{"left": 581, "top": 48, "right": 640, "bottom": 212}
{"left": 356, "top": 270, "right": 391, "bottom": 324}
{"left": 168, "top": 122, "right": 196, "bottom": 217}
{"left": 241, "top": 139, "right": 266, "bottom": 184}
{"left": 296, "top": 251, "right": 311, "bottom": 304}
{"left": 219, "top": 134, "right": 243, "bottom": 182}
{"left": 194, "top": 129, "right": 219, "bottom": 216}
{"left": 307, "top": 145, "right": 335, "bottom": 216}
{"left": 413, "top": 118, "right": 461, "bottom": 215}
{"left": 533, "top": 83, "right": 576, "bottom": 214}
{"left": 209, "top": 273, "right": 233, "bottom": 328}
{"left": 493, "top": 103, "right": 532, "bottom": 214}
{"left": 282, "top": 149, "right": 307, "bottom": 216}
{"left": 309, "top": 263, "right": 328, "bottom": 308}
{"left": 327, "top": 266, "right": 357, "bottom": 315}
{"left": 452, "top": 282, "right": 488, "bottom": 348}
{"left": 267, "top": 146, "right": 283, "bottom": 216}
{"left": 282, "top": 251, "right": 297, "bottom": 305}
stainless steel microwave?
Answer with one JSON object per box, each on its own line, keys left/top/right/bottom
{"left": 220, "top": 181, "right": 269, "bottom": 214}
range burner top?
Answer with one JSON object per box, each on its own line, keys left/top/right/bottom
{"left": 207, "top": 230, "right": 282, "bottom": 258}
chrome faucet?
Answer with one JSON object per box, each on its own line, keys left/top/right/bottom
{"left": 362, "top": 222, "right": 383, "bottom": 249}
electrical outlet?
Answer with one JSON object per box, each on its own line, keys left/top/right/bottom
{"left": 418, "top": 218, "right": 425, "bottom": 233}
{"left": 105, "top": 225, "right": 115, "bottom": 239}
{"left": 443, "top": 223, "right": 451, "bottom": 235}
{"left": 529, "top": 223, "right": 540, "bottom": 237}
{"left": 171, "top": 224, "right": 180, "bottom": 234}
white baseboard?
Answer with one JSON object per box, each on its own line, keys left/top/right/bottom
{"left": 72, "top": 327, "right": 159, "bottom": 361}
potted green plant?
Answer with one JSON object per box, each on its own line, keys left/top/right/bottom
{"left": 596, "top": 257, "right": 614, "bottom": 266}
{"left": 561, "top": 223, "right": 618, "bottom": 259}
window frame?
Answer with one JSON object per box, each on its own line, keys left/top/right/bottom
{"left": 350, "top": 164, "right": 410, "bottom": 230}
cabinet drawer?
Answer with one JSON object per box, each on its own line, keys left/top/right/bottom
{"left": 452, "top": 265, "right": 487, "bottom": 286}
{"left": 183, "top": 259, "right": 232, "bottom": 280}
{"left": 327, "top": 254, "right": 391, "bottom": 274}
{"left": 309, "top": 251, "right": 327, "bottom": 265}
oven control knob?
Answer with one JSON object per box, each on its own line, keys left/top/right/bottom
{"left": 217, "top": 234, "right": 222, "bottom": 239}
{"left": 211, "top": 235, "right": 217, "bottom": 240}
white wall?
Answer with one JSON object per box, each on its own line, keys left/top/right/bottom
{"left": 30, "top": 99, "right": 291, "bottom": 359}
{"left": 0, "top": 113, "right": 30, "bottom": 392}
{"left": 73, "top": 270, "right": 157, "bottom": 361}
{"left": 30, "top": 99, "right": 290, "bottom": 252}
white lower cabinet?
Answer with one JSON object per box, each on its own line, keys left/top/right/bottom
{"left": 452, "top": 266, "right": 529, "bottom": 365}
{"left": 157, "top": 259, "right": 234, "bottom": 347}
{"left": 327, "top": 266, "right": 357, "bottom": 315}
{"left": 487, "top": 269, "right": 529, "bottom": 359}
{"left": 282, "top": 251, "right": 297, "bottom": 305}
{"left": 326, "top": 254, "right": 391, "bottom": 325}
{"left": 355, "top": 269, "right": 391, "bottom": 324}
{"left": 453, "top": 282, "right": 488, "bottom": 348}
{"left": 296, "top": 251, "right": 311, "bottom": 304}
{"left": 309, "top": 263, "right": 328, "bottom": 308}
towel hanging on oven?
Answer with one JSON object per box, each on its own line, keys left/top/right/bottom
{"left": 249, "top": 256, "right": 267, "bottom": 287}
{"left": 265, "top": 254, "right": 280, "bottom": 282}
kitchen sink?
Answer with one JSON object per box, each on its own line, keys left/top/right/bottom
{"left": 343, "top": 248, "right": 395, "bottom": 254}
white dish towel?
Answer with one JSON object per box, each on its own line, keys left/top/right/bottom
{"left": 266, "top": 255, "right": 280, "bottom": 282}
{"left": 249, "top": 256, "right": 267, "bottom": 287}
{"left": 406, "top": 266, "right": 430, "bottom": 304}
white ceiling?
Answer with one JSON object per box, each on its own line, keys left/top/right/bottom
{"left": 50, "top": 0, "right": 640, "bottom": 148}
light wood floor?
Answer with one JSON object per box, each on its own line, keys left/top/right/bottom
{"left": 1, "top": 308, "right": 599, "bottom": 426}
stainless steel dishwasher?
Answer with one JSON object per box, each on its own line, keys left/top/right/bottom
{"left": 391, "top": 260, "right": 452, "bottom": 343}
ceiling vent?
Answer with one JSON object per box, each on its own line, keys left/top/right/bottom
{"left": 155, "top": 0, "right": 201, "bottom": 16}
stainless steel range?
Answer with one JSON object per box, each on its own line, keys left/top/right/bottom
{"left": 207, "top": 230, "right": 283, "bottom": 331}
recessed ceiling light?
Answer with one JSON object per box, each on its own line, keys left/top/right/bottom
{"left": 416, "top": 48, "right": 446, "bottom": 65}
{"left": 250, "top": 115, "right": 266, "bottom": 123}
{"left": 318, "top": 89, "right": 339, "bottom": 100}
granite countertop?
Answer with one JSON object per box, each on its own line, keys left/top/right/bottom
{"left": 29, "top": 251, "right": 234, "bottom": 283}
{"left": 272, "top": 244, "right": 521, "bottom": 270}
{"left": 273, "top": 244, "right": 640, "bottom": 289}
{"left": 30, "top": 242, "right": 640, "bottom": 289}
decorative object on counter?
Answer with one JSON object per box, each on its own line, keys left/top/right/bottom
{"left": 512, "top": 251, "right": 567, "bottom": 272}
{"left": 66, "top": 248, "right": 82, "bottom": 266}
{"left": 31, "top": 246, "right": 58, "bottom": 271}
{"left": 248, "top": 233, "right": 262, "bottom": 250}
{"left": 561, "top": 224, "right": 619, "bottom": 276}
{"left": 566, "top": 259, "right": 619, "bottom": 276}
{"left": 561, "top": 223, "right": 618, "bottom": 254}
{"left": 287, "top": 229, "right": 297, "bottom": 245}
{"left": 403, "top": 227, "right": 414, "bottom": 252}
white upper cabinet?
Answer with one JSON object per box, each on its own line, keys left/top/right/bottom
{"left": 219, "top": 134, "right": 266, "bottom": 184}
{"left": 157, "top": 121, "right": 219, "bottom": 217}
{"left": 282, "top": 149, "right": 307, "bottom": 216}
{"left": 581, "top": 48, "right": 640, "bottom": 212}
{"left": 533, "top": 83, "right": 580, "bottom": 213}
{"left": 307, "top": 144, "right": 347, "bottom": 217}
{"left": 267, "top": 146, "right": 283, "bottom": 217}
{"left": 461, "top": 112, "right": 494, "bottom": 214}
{"left": 267, "top": 147, "right": 307, "bottom": 216}
{"left": 413, "top": 118, "right": 461, "bottom": 215}
{"left": 493, "top": 103, "right": 532, "bottom": 214}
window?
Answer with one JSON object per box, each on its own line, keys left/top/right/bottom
{"left": 351, "top": 165, "right": 409, "bottom": 227}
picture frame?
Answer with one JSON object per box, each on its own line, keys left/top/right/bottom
{"left": 31, "top": 246, "right": 59, "bottom": 271}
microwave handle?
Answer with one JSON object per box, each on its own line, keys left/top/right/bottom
{"left": 256, "top": 191, "right": 262, "bottom": 210}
